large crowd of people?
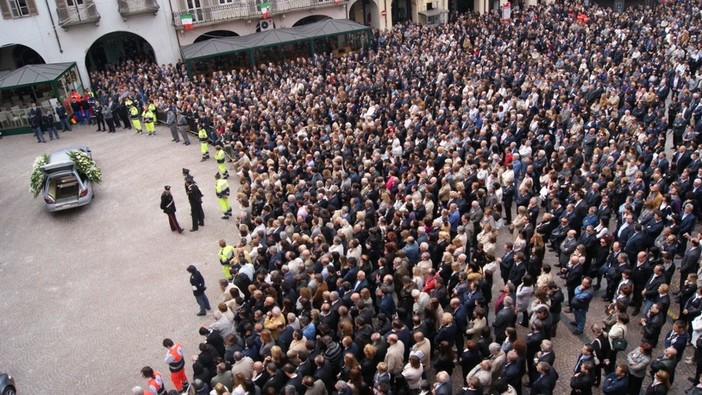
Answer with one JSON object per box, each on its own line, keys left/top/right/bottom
{"left": 86, "top": 0, "right": 702, "bottom": 394}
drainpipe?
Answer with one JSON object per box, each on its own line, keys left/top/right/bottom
{"left": 165, "top": 0, "right": 186, "bottom": 63}
{"left": 45, "top": 0, "right": 64, "bottom": 53}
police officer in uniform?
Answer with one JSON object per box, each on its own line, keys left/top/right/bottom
{"left": 160, "top": 185, "right": 184, "bottom": 233}
{"left": 28, "top": 102, "right": 46, "bottom": 143}
{"left": 198, "top": 124, "right": 210, "bottom": 161}
{"left": 186, "top": 178, "right": 205, "bottom": 232}
{"left": 93, "top": 99, "right": 105, "bottom": 132}
{"left": 214, "top": 172, "right": 231, "bottom": 219}
{"left": 214, "top": 145, "right": 229, "bottom": 179}
{"left": 55, "top": 102, "right": 71, "bottom": 132}
{"left": 42, "top": 111, "right": 59, "bottom": 140}
{"left": 118, "top": 97, "right": 131, "bottom": 129}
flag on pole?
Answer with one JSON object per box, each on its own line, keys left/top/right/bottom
{"left": 259, "top": 1, "right": 270, "bottom": 18}
{"left": 181, "top": 13, "right": 193, "bottom": 30}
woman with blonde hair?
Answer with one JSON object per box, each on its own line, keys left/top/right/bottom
{"left": 465, "top": 307, "right": 487, "bottom": 341}
{"left": 338, "top": 320, "right": 354, "bottom": 339}
{"left": 361, "top": 344, "right": 378, "bottom": 384}
{"left": 296, "top": 287, "right": 312, "bottom": 311}
{"left": 477, "top": 223, "right": 495, "bottom": 247}
{"left": 268, "top": 345, "right": 286, "bottom": 367}
{"left": 338, "top": 353, "right": 361, "bottom": 381}
{"left": 259, "top": 329, "right": 275, "bottom": 358}
{"left": 510, "top": 206, "right": 529, "bottom": 235}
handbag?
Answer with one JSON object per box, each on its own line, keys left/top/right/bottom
{"left": 612, "top": 337, "right": 628, "bottom": 351}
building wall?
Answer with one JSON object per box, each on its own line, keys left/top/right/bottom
{"left": 175, "top": 5, "right": 347, "bottom": 45}
{"left": 0, "top": 0, "right": 181, "bottom": 91}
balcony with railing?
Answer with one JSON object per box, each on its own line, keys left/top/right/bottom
{"left": 172, "top": 0, "right": 345, "bottom": 28}
{"left": 118, "top": 0, "right": 160, "bottom": 18}
{"left": 56, "top": 2, "right": 101, "bottom": 29}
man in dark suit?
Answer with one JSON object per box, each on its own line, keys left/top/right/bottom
{"left": 508, "top": 254, "right": 528, "bottom": 287}
{"left": 532, "top": 339, "right": 556, "bottom": 383}
{"left": 503, "top": 180, "right": 515, "bottom": 224}
{"left": 562, "top": 256, "right": 585, "bottom": 311}
{"left": 673, "top": 146, "right": 692, "bottom": 175}
{"left": 530, "top": 361, "right": 558, "bottom": 395}
{"left": 559, "top": 230, "right": 579, "bottom": 268}
{"left": 642, "top": 303, "right": 665, "bottom": 348}
{"left": 602, "top": 365, "right": 629, "bottom": 395}
{"left": 450, "top": 297, "right": 468, "bottom": 349}
{"left": 312, "top": 355, "right": 335, "bottom": 393}
{"left": 663, "top": 320, "right": 689, "bottom": 362}
{"left": 350, "top": 270, "right": 368, "bottom": 293}
{"left": 526, "top": 322, "right": 545, "bottom": 383}
{"left": 253, "top": 362, "right": 271, "bottom": 389}
{"left": 603, "top": 242, "right": 625, "bottom": 301}
{"left": 493, "top": 297, "right": 516, "bottom": 345}
{"left": 644, "top": 212, "right": 665, "bottom": 245}
{"left": 500, "top": 350, "right": 523, "bottom": 395}
{"left": 630, "top": 252, "right": 652, "bottom": 316}
{"left": 435, "top": 313, "right": 458, "bottom": 350}
{"left": 549, "top": 217, "right": 570, "bottom": 254}
{"left": 642, "top": 265, "right": 667, "bottom": 317}
{"left": 500, "top": 243, "right": 515, "bottom": 284}
{"left": 625, "top": 224, "right": 647, "bottom": 265}
{"left": 377, "top": 286, "right": 396, "bottom": 318}
{"left": 678, "top": 205, "right": 697, "bottom": 255}
{"left": 261, "top": 363, "right": 287, "bottom": 393}
{"left": 616, "top": 214, "right": 636, "bottom": 246}
{"left": 433, "top": 371, "right": 452, "bottom": 395}
{"left": 573, "top": 191, "right": 588, "bottom": 221}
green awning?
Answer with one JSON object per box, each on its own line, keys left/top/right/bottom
{"left": 181, "top": 19, "right": 370, "bottom": 61}
{"left": 0, "top": 62, "right": 76, "bottom": 89}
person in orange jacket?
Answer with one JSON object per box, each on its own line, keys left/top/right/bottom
{"left": 140, "top": 366, "right": 166, "bottom": 395}
{"left": 162, "top": 338, "right": 189, "bottom": 392}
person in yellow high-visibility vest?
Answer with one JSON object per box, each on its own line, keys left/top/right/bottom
{"left": 214, "top": 173, "right": 231, "bottom": 219}
{"left": 198, "top": 125, "right": 210, "bottom": 161}
{"left": 143, "top": 107, "right": 156, "bottom": 135}
{"left": 129, "top": 104, "right": 142, "bottom": 134}
{"left": 217, "top": 239, "right": 235, "bottom": 279}
{"left": 214, "top": 145, "right": 229, "bottom": 179}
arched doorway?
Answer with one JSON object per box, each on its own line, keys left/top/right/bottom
{"left": 391, "top": 0, "right": 412, "bottom": 23}
{"left": 193, "top": 30, "right": 239, "bottom": 43}
{"left": 85, "top": 32, "right": 155, "bottom": 72}
{"left": 348, "top": 0, "right": 380, "bottom": 28}
{"left": 293, "top": 15, "right": 332, "bottom": 27}
{"left": 0, "top": 44, "right": 45, "bottom": 70}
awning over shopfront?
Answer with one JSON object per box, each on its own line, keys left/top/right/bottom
{"left": 0, "top": 63, "right": 76, "bottom": 89}
{"left": 0, "top": 62, "right": 85, "bottom": 135}
{"left": 181, "top": 19, "right": 372, "bottom": 73}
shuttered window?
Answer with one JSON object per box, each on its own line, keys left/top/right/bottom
{"left": 2, "top": 0, "right": 37, "bottom": 17}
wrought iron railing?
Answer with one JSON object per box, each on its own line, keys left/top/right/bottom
{"left": 118, "top": 0, "right": 160, "bottom": 18}
{"left": 172, "top": 0, "right": 345, "bottom": 27}
{"left": 56, "top": 2, "right": 101, "bottom": 29}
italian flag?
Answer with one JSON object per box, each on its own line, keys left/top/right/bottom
{"left": 259, "top": 1, "right": 270, "bottom": 19}
{"left": 181, "top": 13, "right": 193, "bottom": 30}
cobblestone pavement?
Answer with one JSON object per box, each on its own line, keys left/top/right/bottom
{"left": 0, "top": 125, "right": 243, "bottom": 394}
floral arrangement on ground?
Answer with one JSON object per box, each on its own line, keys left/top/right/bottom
{"left": 29, "top": 154, "right": 49, "bottom": 198}
{"left": 67, "top": 150, "right": 102, "bottom": 184}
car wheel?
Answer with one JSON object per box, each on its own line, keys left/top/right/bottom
{"left": 3, "top": 386, "right": 16, "bottom": 395}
